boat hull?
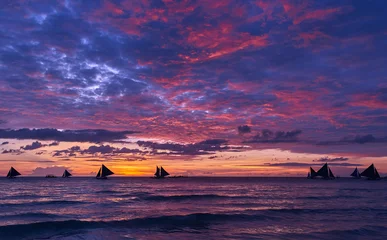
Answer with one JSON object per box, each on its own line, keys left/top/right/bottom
{"left": 96, "top": 177, "right": 108, "bottom": 180}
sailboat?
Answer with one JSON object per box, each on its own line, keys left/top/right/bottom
{"left": 96, "top": 164, "right": 114, "bottom": 179}
{"left": 62, "top": 170, "right": 72, "bottom": 178}
{"left": 154, "top": 166, "right": 170, "bottom": 179}
{"left": 360, "top": 163, "right": 380, "bottom": 180}
{"left": 6, "top": 167, "right": 21, "bottom": 178}
{"left": 307, "top": 167, "right": 317, "bottom": 179}
{"left": 350, "top": 167, "right": 361, "bottom": 178}
{"left": 314, "top": 163, "right": 335, "bottom": 179}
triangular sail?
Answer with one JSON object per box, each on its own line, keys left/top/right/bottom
{"left": 7, "top": 167, "right": 21, "bottom": 178}
{"left": 316, "top": 163, "right": 329, "bottom": 178}
{"left": 160, "top": 166, "right": 169, "bottom": 177}
{"left": 360, "top": 164, "right": 380, "bottom": 179}
{"left": 315, "top": 163, "right": 334, "bottom": 179}
{"left": 96, "top": 167, "right": 102, "bottom": 178}
{"left": 62, "top": 170, "right": 72, "bottom": 178}
{"left": 375, "top": 168, "right": 381, "bottom": 179}
{"left": 310, "top": 167, "right": 317, "bottom": 178}
{"left": 155, "top": 166, "right": 160, "bottom": 177}
{"left": 101, "top": 164, "right": 114, "bottom": 177}
{"left": 329, "top": 168, "right": 335, "bottom": 178}
{"left": 350, "top": 167, "right": 360, "bottom": 178}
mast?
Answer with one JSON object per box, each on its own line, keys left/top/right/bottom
{"left": 160, "top": 166, "right": 169, "bottom": 178}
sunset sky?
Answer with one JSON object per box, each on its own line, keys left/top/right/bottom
{"left": 0, "top": 0, "right": 386, "bottom": 177}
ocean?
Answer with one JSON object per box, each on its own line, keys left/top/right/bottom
{"left": 0, "top": 177, "right": 386, "bottom": 240}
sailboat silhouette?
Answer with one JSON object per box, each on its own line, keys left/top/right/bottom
{"left": 62, "top": 170, "right": 72, "bottom": 178}
{"left": 154, "top": 166, "right": 169, "bottom": 179}
{"left": 360, "top": 164, "right": 380, "bottom": 180}
{"left": 96, "top": 164, "right": 114, "bottom": 179}
{"left": 307, "top": 167, "right": 317, "bottom": 179}
{"left": 6, "top": 167, "right": 21, "bottom": 178}
{"left": 350, "top": 167, "right": 361, "bottom": 178}
{"left": 308, "top": 163, "right": 335, "bottom": 179}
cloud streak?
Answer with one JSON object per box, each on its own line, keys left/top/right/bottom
{"left": 0, "top": 129, "right": 137, "bottom": 143}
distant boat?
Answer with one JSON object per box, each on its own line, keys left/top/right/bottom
{"left": 96, "top": 164, "right": 114, "bottom": 179}
{"left": 307, "top": 167, "right": 317, "bottom": 179}
{"left": 6, "top": 167, "right": 21, "bottom": 178}
{"left": 360, "top": 163, "right": 380, "bottom": 180}
{"left": 350, "top": 167, "right": 361, "bottom": 178}
{"left": 45, "top": 174, "right": 57, "bottom": 178}
{"left": 308, "top": 163, "right": 335, "bottom": 179}
{"left": 62, "top": 170, "right": 72, "bottom": 178}
{"left": 154, "top": 166, "right": 170, "bottom": 179}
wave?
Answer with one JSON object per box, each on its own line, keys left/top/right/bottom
{"left": 261, "top": 207, "right": 387, "bottom": 215}
{"left": 0, "top": 212, "right": 276, "bottom": 238}
{"left": 1, "top": 210, "right": 387, "bottom": 238}
{"left": 0, "top": 200, "right": 88, "bottom": 208}
{"left": 298, "top": 195, "right": 362, "bottom": 200}
{"left": 286, "top": 225, "right": 387, "bottom": 240}
{"left": 0, "top": 194, "right": 48, "bottom": 200}
{"left": 141, "top": 194, "right": 255, "bottom": 201}
{"left": 95, "top": 190, "right": 122, "bottom": 194}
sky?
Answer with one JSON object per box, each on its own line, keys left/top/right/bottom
{"left": 0, "top": 0, "right": 387, "bottom": 177}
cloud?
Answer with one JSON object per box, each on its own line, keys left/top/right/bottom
{"left": 313, "top": 157, "right": 349, "bottom": 162}
{"left": 2, "top": 149, "right": 24, "bottom": 155}
{"left": 21, "top": 141, "right": 45, "bottom": 150}
{"left": 0, "top": 129, "right": 137, "bottom": 142}
{"left": 262, "top": 162, "right": 361, "bottom": 167}
{"left": 137, "top": 139, "right": 231, "bottom": 155}
{"left": 318, "top": 134, "right": 387, "bottom": 145}
{"left": 48, "top": 141, "right": 60, "bottom": 146}
{"left": 238, "top": 125, "right": 251, "bottom": 134}
{"left": 0, "top": 0, "right": 386, "bottom": 159}
{"left": 1, "top": 142, "right": 9, "bottom": 145}
{"left": 52, "top": 145, "right": 148, "bottom": 158}
{"left": 245, "top": 129, "right": 303, "bottom": 143}
{"left": 30, "top": 166, "right": 71, "bottom": 176}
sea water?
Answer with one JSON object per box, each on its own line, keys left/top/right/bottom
{"left": 0, "top": 177, "right": 386, "bottom": 240}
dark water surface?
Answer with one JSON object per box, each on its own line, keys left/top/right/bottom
{"left": 0, "top": 177, "right": 386, "bottom": 239}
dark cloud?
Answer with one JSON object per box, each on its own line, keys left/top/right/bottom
{"left": 82, "top": 145, "right": 116, "bottom": 154}
{"left": 21, "top": 141, "right": 45, "bottom": 150}
{"left": 245, "top": 130, "right": 303, "bottom": 143}
{"left": 53, "top": 145, "right": 148, "bottom": 157}
{"left": 238, "top": 125, "right": 251, "bottom": 134}
{"left": 48, "top": 141, "right": 60, "bottom": 146}
{"left": 2, "top": 149, "right": 24, "bottom": 155}
{"left": 318, "top": 134, "right": 387, "bottom": 145}
{"left": 0, "top": 129, "right": 137, "bottom": 142}
{"left": 313, "top": 157, "right": 349, "bottom": 162}
{"left": 1, "top": 142, "right": 9, "bottom": 145}
{"left": 137, "top": 139, "right": 230, "bottom": 155}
